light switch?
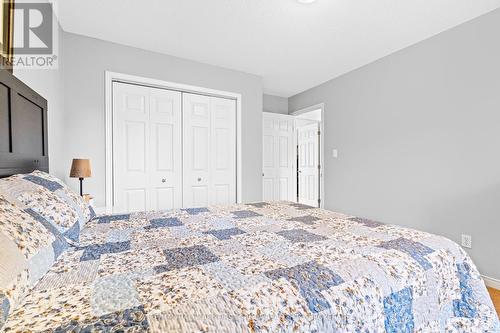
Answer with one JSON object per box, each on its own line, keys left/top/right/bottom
{"left": 332, "top": 149, "right": 338, "bottom": 158}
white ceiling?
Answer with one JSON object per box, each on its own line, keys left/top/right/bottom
{"left": 56, "top": 0, "right": 500, "bottom": 97}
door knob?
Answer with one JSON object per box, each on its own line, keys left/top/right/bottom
{"left": 162, "top": 178, "right": 166, "bottom": 183}
{"left": 197, "top": 177, "right": 202, "bottom": 182}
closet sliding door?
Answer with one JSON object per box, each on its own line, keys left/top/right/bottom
{"left": 210, "top": 97, "right": 236, "bottom": 205}
{"left": 183, "top": 93, "right": 236, "bottom": 207}
{"left": 113, "top": 83, "right": 236, "bottom": 211}
{"left": 149, "top": 87, "right": 182, "bottom": 210}
{"left": 113, "top": 82, "right": 182, "bottom": 212}
{"left": 182, "top": 93, "right": 210, "bottom": 207}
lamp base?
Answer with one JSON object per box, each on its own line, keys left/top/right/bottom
{"left": 79, "top": 177, "right": 83, "bottom": 196}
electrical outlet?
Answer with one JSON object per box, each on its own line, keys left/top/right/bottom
{"left": 461, "top": 234, "right": 472, "bottom": 249}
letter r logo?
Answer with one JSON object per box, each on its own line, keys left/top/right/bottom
{"left": 13, "top": 3, "right": 53, "bottom": 55}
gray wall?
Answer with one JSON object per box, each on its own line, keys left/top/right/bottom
{"left": 263, "top": 94, "right": 288, "bottom": 114}
{"left": 289, "top": 9, "right": 500, "bottom": 280}
{"left": 14, "top": 21, "right": 66, "bottom": 182}
{"left": 60, "top": 32, "right": 263, "bottom": 207}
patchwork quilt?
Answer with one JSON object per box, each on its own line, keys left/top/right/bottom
{"left": 3, "top": 202, "right": 499, "bottom": 332}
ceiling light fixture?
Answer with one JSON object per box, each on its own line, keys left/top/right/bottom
{"left": 298, "top": 0, "right": 317, "bottom": 3}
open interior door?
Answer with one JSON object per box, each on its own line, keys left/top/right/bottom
{"left": 297, "top": 122, "right": 319, "bottom": 207}
{"left": 262, "top": 112, "right": 295, "bottom": 201}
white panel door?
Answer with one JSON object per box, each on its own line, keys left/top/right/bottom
{"left": 262, "top": 112, "right": 295, "bottom": 201}
{"left": 210, "top": 97, "right": 236, "bottom": 205}
{"left": 113, "top": 82, "right": 150, "bottom": 212}
{"left": 297, "top": 122, "right": 319, "bottom": 207}
{"left": 114, "top": 84, "right": 236, "bottom": 211}
{"left": 183, "top": 93, "right": 236, "bottom": 207}
{"left": 183, "top": 93, "right": 211, "bottom": 208}
{"left": 149, "top": 87, "right": 182, "bottom": 210}
{"left": 114, "top": 83, "right": 182, "bottom": 212}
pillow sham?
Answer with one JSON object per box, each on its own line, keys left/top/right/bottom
{"left": 0, "top": 171, "right": 94, "bottom": 245}
{"left": 0, "top": 194, "right": 68, "bottom": 328}
{"left": 29, "top": 170, "right": 96, "bottom": 222}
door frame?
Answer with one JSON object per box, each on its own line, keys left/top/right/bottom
{"left": 291, "top": 103, "right": 325, "bottom": 208}
{"left": 104, "top": 71, "right": 243, "bottom": 212}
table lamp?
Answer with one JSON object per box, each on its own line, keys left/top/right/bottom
{"left": 70, "top": 159, "right": 91, "bottom": 196}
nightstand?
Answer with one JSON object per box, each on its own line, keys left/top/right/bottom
{"left": 83, "top": 194, "right": 94, "bottom": 207}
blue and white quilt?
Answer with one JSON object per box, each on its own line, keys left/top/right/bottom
{"left": 3, "top": 202, "right": 499, "bottom": 332}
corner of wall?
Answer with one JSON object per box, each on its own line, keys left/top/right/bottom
{"left": 263, "top": 94, "right": 289, "bottom": 115}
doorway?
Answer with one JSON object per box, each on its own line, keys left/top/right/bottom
{"left": 292, "top": 105, "right": 324, "bottom": 208}
{"left": 261, "top": 104, "right": 324, "bottom": 208}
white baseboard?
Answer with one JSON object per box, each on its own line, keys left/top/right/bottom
{"left": 93, "top": 206, "right": 110, "bottom": 215}
{"left": 93, "top": 206, "right": 129, "bottom": 215}
{"left": 482, "top": 275, "right": 500, "bottom": 290}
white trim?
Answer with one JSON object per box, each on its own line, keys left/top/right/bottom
{"left": 93, "top": 206, "right": 107, "bottom": 215}
{"left": 291, "top": 103, "right": 325, "bottom": 208}
{"left": 105, "top": 72, "right": 113, "bottom": 213}
{"left": 482, "top": 275, "right": 500, "bottom": 290}
{"left": 104, "top": 71, "right": 243, "bottom": 212}
{"left": 262, "top": 112, "right": 295, "bottom": 120}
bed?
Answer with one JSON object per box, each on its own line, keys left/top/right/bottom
{"left": 0, "top": 69, "right": 498, "bottom": 332}
{"left": 1, "top": 200, "right": 498, "bottom": 332}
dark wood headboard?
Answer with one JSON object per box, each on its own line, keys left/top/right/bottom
{"left": 0, "top": 69, "right": 48, "bottom": 177}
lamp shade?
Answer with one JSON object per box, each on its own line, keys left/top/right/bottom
{"left": 70, "top": 159, "right": 92, "bottom": 178}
